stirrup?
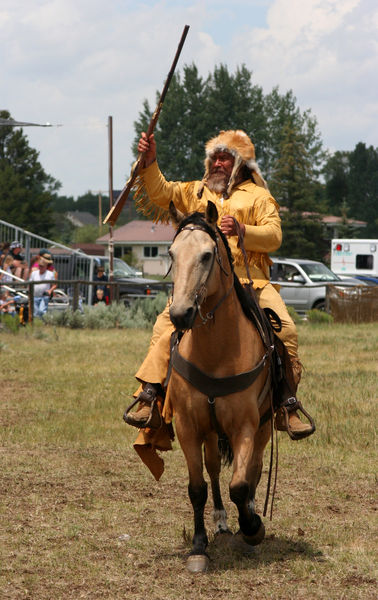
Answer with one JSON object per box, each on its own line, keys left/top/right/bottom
{"left": 123, "top": 396, "right": 162, "bottom": 429}
{"left": 279, "top": 399, "right": 316, "bottom": 441}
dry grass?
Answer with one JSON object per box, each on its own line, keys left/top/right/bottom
{"left": 0, "top": 323, "right": 377, "bottom": 599}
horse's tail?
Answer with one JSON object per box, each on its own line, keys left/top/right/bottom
{"left": 218, "top": 434, "right": 233, "bottom": 466}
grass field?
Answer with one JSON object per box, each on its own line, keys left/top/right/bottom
{"left": 1, "top": 321, "right": 377, "bottom": 599}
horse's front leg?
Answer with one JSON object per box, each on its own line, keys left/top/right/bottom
{"left": 204, "top": 433, "right": 231, "bottom": 536}
{"left": 229, "top": 425, "right": 268, "bottom": 546}
{"left": 188, "top": 477, "right": 208, "bottom": 554}
{"left": 175, "top": 419, "right": 210, "bottom": 572}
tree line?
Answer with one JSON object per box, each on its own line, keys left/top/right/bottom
{"left": 1, "top": 64, "right": 377, "bottom": 258}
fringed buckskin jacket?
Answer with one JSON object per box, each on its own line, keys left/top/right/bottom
{"left": 136, "top": 160, "right": 282, "bottom": 289}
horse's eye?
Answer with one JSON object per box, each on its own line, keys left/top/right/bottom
{"left": 201, "top": 252, "right": 212, "bottom": 264}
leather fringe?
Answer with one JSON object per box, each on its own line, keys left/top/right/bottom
{"left": 133, "top": 174, "right": 171, "bottom": 224}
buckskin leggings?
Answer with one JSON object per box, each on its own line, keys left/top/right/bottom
{"left": 135, "top": 283, "right": 298, "bottom": 387}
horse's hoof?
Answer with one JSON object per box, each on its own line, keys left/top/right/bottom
{"left": 242, "top": 521, "right": 265, "bottom": 546}
{"left": 186, "top": 554, "right": 209, "bottom": 573}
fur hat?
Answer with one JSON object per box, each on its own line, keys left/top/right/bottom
{"left": 198, "top": 130, "right": 268, "bottom": 198}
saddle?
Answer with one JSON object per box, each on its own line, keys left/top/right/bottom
{"left": 241, "top": 282, "right": 315, "bottom": 439}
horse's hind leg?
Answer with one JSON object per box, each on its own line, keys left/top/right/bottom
{"left": 204, "top": 433, "right": 231, "bottom": 535}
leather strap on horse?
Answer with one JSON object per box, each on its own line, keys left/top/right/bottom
{"left": 232, "top": 217, "right": 277, "bottom": 351}
{"left": 233, "top": 219, "right": 281, "bottom": 519}
{"left": 171, "top": 338, "right": 269, "bottom": 398}
{"left": 171, "top": 332, "right": 278, "bottom": 518}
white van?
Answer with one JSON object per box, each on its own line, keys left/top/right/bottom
{"left": 331, "top": 239, "right": 378, "bottom": 284}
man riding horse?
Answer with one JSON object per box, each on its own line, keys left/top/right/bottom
{"left": 124, "top": 129, "right": 315, "bottom": 440}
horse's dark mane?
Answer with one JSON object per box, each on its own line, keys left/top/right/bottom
{"left": 175, "top": 212, "right": 259, "bottom": 325}
{"left": 175, "top": 212, "right": 218, "bottom": 242}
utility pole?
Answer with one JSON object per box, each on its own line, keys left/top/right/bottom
{"left": 108, "top": 116, "right": 114, "bottom": 302}
{"left": 98, "top": 192, "right": 102, "bottom": 232}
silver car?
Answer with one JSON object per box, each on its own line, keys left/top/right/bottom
{"left": 270, "top": 257, "right": 365, "bottom": 314}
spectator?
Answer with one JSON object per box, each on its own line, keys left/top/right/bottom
{"left": 31, "top": 249, "right": 56, "bottom": 277}
{"left": 0, "top": 242, "right": 11, "bottom": 268}
{"left": 0, "top": 255, "right": 14, "bottom": 284}
{"left": 93, "top": 288, "right": 107, "bottom": 306}
{"left": 9, "top": 241, "right": 29, "bottom": 280}
{"left": 93, "top": 265, "right": 109, "bottom": 304}
{"left": 0, "top": 289, "right": 16, "bottom": 314}
{"left": 29, "top": 256, "right": 57, "bottom": 318}
{"left": 41, "top": 251, "right": 58, "bottom": 281}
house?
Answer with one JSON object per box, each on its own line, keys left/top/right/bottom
{"left": 319, "top": 215, "right": 367, "bottom": 239}
{"left": 70, "top": 243, "right": 105, "bottom": 256}
{"left": 279, "top": 207, "right": 366, "bottom": 238}
{"left": 65, "top": 211, "right": 98, "bottom": 228}
{"left": 96, "top": 220, "right": 175, "bottom": 275}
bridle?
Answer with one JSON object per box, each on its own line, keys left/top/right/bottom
{"left": 170, "top": 223, "right": 234, "bottom": 327}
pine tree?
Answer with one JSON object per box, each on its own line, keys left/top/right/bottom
{"left": 131, "top": 64, "right": 331, "bottom": 258}
{"left": 278, "top": 212, "right": 328, "bottom": 261}
{"left": 0, "top": 110, "right": 60, "bottom": 236}
{"left": 323, "top": 151, "right": 350, "bottom": 214}
{"left": 347, "top": 143, "right": 378, "bottom": 237}
{"left": 132, "top": 65, "right": 325, "bottom": 188}
{"left": 269, "top": 118, "right": 318, "bottom": 211}
{"left": 324, "top": 143, "right": 378, "bottom": 237}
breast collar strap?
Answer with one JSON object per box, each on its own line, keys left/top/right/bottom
{"left": 171, "top": 333, "right": 269, "bottom": 398}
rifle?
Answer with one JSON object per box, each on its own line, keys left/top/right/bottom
{"left": 103, "top": 25, "right": 190, "bottom": 226}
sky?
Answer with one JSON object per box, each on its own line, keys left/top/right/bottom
{"left": 1, "top": 0, "right": 377, "bottom": 199}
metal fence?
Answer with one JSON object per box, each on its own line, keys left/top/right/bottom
{"left": 327, "top": 285, "right": 378, "bottom": 323}
{"left": 0, "top": 219, "right": 100, "bottom": 305}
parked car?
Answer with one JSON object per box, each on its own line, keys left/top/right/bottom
{"left": 270, "top": 257, "right": 366, "bottom": 314}
{"left": 93, "top": 257, "right": 171, "bottom": 304}
{"left": 38, "top": 250, "right": 170, "bottom": 305}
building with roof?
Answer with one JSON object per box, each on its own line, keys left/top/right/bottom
{"left": 279, "top": 207, "right": 366, "bottom": 238}
{"left": 65, "top": 211, "right": 98, "bottom": 228}
{"left": 70, "top": 243, "right": 105, "bottom": 256}
{"left": 96, "top": 220, "right": 175, "bottom": 275}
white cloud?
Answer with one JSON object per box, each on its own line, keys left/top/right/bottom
{"left": 1, "top": 1, "right": 206, "bottom": 196}
{"left": 230, "top": 0, "right": 378, "bottom": 151}
{"left": 1, "top": 0, "right": 377, "bottom": 199}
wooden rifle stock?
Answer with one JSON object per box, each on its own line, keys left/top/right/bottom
{"left": 103, "top": 25, "right": 190, "bottom": 226}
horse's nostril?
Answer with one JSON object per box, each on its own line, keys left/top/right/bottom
{"left": 170, "top": 305, "right": 195, "bottom": 330}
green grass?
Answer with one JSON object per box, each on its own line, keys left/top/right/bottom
{"left": 0, "top": 323, "right": 377, "bottom": 599}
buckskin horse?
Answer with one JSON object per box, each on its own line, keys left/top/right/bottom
{"left": 166, "top": 201, "right": 274, "bottom": 572}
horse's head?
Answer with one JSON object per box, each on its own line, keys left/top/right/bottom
{"left": 168, "top": 201, "right": 232, "bottom": 330}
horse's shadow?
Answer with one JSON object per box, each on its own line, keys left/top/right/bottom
{"left": 207, "top": 531, "right": 324, "bottom": 571}
{"left": 160, "top": 529, "right": 324, "bottom": 572}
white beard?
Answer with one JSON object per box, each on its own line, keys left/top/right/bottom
{"left": 206, "top": 172, "right": 228, "bottom": 194}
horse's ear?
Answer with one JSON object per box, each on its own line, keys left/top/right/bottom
{"left": 205, "top": 201, "right": 218, "bottom": 226}
{"left": 169, "top": 201, "right": 185, "bottom": 227}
